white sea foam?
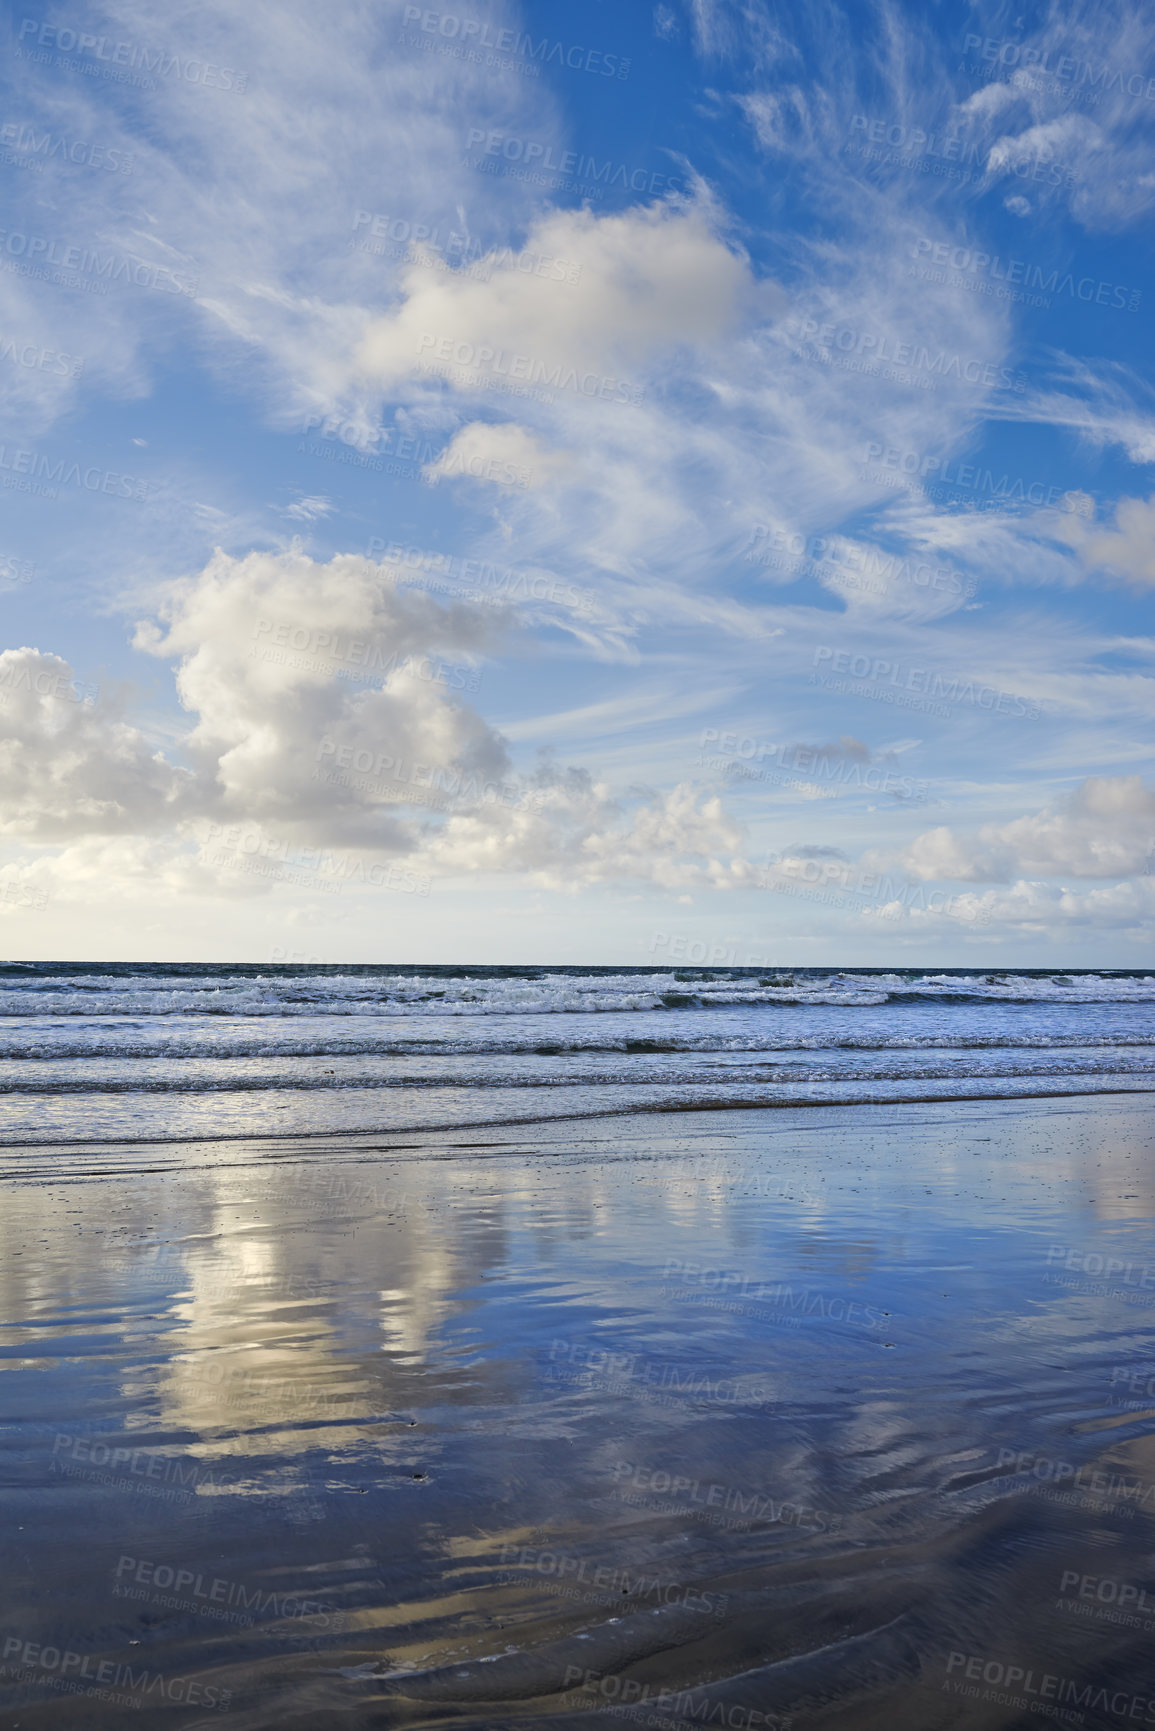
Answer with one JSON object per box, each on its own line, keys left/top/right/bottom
{"left": 1, "top": 966, "right": 1150, "bottom": 1139}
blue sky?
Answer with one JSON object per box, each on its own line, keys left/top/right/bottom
{"left": 1, "top": 0, "right": 1153, "bottom": 964}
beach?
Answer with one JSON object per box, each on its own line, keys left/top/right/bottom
{"left": 4, "top": 1048, "right": 1155, "bottom": 1726}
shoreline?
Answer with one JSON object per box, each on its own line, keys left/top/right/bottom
{"left": 0, "top": 1075, "right": 1150, "bottom": 1151}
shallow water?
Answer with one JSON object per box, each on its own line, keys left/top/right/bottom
{"left": 4, "top": 1095, "right": 1155, "bottom": 1727}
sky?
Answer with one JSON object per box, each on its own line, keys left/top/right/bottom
{"left": 0, "top": 0, "right": 1153, "bottom": 966}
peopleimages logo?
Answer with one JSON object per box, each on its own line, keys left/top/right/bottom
{"left": 861, "top": 442, "right": 1092, "bottom": 513}
{"left": 745, "top": 525, "right": 974, "bottom": 597}
{"left": 996, "top": 1445, "right": 1155, "bottom": 1512}
{"left": 0, "top": 444, "right": 149, "bottom": 501}
{"left": 113, "top": 1555, "right": 340, "bottom": 1628}
{"left": 662, "top": 1257, "right": 889, "bottom": 1326}
{"left": 417, "top": 333, "right": 645, "bottom": 405}
{"left": 298, "top": 416, "right": 532, "bottom": 488}
{"left": 402, "top": 9, "right": 631, "bottom": 78}
{"left": 847, "top": 114, "right": 1077, "bottom": 185}
{"left": 961, "top": 32, "right": 1155, "bottom": 103}
{"left": 795, "top": 318, "right": 1026, "bottom": 391}
{"left": 546, "top": 1338, "right": 772, "bottom": 1406}
{"left": 760, "top": 854, "right": 992, "bottom": 926}
{"left": 699, "top": 728, "right": 930, "bottom": 800}
{"left": 496, "top": 1544, "right": 727, "bottom": 1616}
{"left": 50, "top": 1432, "right": 233, "bottom": 1496}
{"left": 0, "top": 337, "right": 84, "bottom": 376}
{"left": 0, "top": 123, "right": 134, "bottom": 173}
{"left": 1058, "top": 1569, "right": 1155, "bottom": 1617}
{"left": 1046, "top": 1242, "right": 1155, "bottom": 1288}
{"left": 351, "top": 208, "right": 583, "bottom": 283}
{"left": 944, "top": 1649, "right": 1155, "bottom": 1722}
{"left": 0, "top": 663, "right": 96, "bottom": 703}
{"left": 369, "top": 539, "right": 591, "bottom": 614}
{"left": 1, "top": 1636, "right": 231, "bottom": 1711}
{"left": 847, "top": 114, "right": 983, "bottom": 169}
{"left": 0, "top": 229, "right": 197, "bottom": 296}
{"left": 911, "top": 239, "right": 1141, "bottom": 311}
{"left": 251, "top": 618, "right": 482, "bottom": 691}
{"left": 465, "top": 129, "right": 682, "bottom": 196}
{"left": 204, "top": 822, "right": 432, "bottom": 898}
{"left": 811, "top": 646, "right": 1041, "bottom": 718}
{"left": 562, "top": 1668, "right": 789, "bottom": 1730}
{"left": 0, "top": 879, "right": 48, "bottom": 910}
{"left": 611, "top": 1461, "right": 840, "bottom": 1534}
{"left": 15, "top": 18, "right": 248, "bottom": 91}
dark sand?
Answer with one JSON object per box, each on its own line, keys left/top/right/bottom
{"left": 4, "top": 1095, "right": 1155, "bottom": 1728}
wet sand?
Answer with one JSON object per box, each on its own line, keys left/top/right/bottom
{"left": 3, "top": 1095, "right": 1155, "bottom": 1728}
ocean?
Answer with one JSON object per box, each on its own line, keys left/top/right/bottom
{"left": 1, "top": 962, "right": 1153, "bottom": 1145}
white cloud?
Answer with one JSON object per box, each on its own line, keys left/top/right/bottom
{"left": 859, "top": 876, "right": 1155, "bottom": 935}
{"left": 960, "top": 7, "right": 1155, "bottom": 232}
{"left": 0, "top": 649, "right": 189, "bottom": 840}
{"left": 423, "top": 421, "right": 569, "bottom": 491}
{"left": 914, "top": 877, "right": 1155, "bottom": 934}
{"left": 737, "top": 88, "right": 814, "bottom": 153}
{"left": 0, "top": 0, "right": 562, "bottom": 436}
{"left": 1058, "top": 495, "right": 1155, "bottom": 588}
{"left": 894, "top": 776, "right": 1155, "bottom": 882}
{"left": 357, "top": 198, "right": 754, "bottom": 390}
{"left": 3, "top": 549, "right": 755, "bottom": 899}
{"left": 282, "top": 495, "right": 333, "bottom": 521}
{"left": 984, "top": 114, "right": 1098, "bottom": 200}
{"left": 132, "top": 546, "right": 505, "bottom": 848}
{"left": 418, "top": 774, "right": 748, "bottom": 890}
{"left": 999, "top": 354, "right": 1155, "bottom": 465}
{"left": 5, "top": 0, "right": 1154, "bottom": 955}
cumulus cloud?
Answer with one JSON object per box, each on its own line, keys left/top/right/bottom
{"left": 2, "top": 548, "right": 755, "bottom": 898}
{"left": 132, "top": 546, "right": 506, "bottom": 849}
{"left": 881, "top": 877, "right": 1155, "bottom": 934}
{"left": 357, "top": 199, "right": 755, "bottom": 390}
{"left": 1057, "top": 495, "right": 1155, "bottom": 588}
{"left": 0, "top": 650, "right": 189, "bottom": 840}
{"left": 416, "top": 772, "right": 749, "bottom": 890}
{"left": 894, "top": 776, "right": 1155, "bottom": 882}
{"left": 423, "top": 421, "right": 570, "bottom": 490}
